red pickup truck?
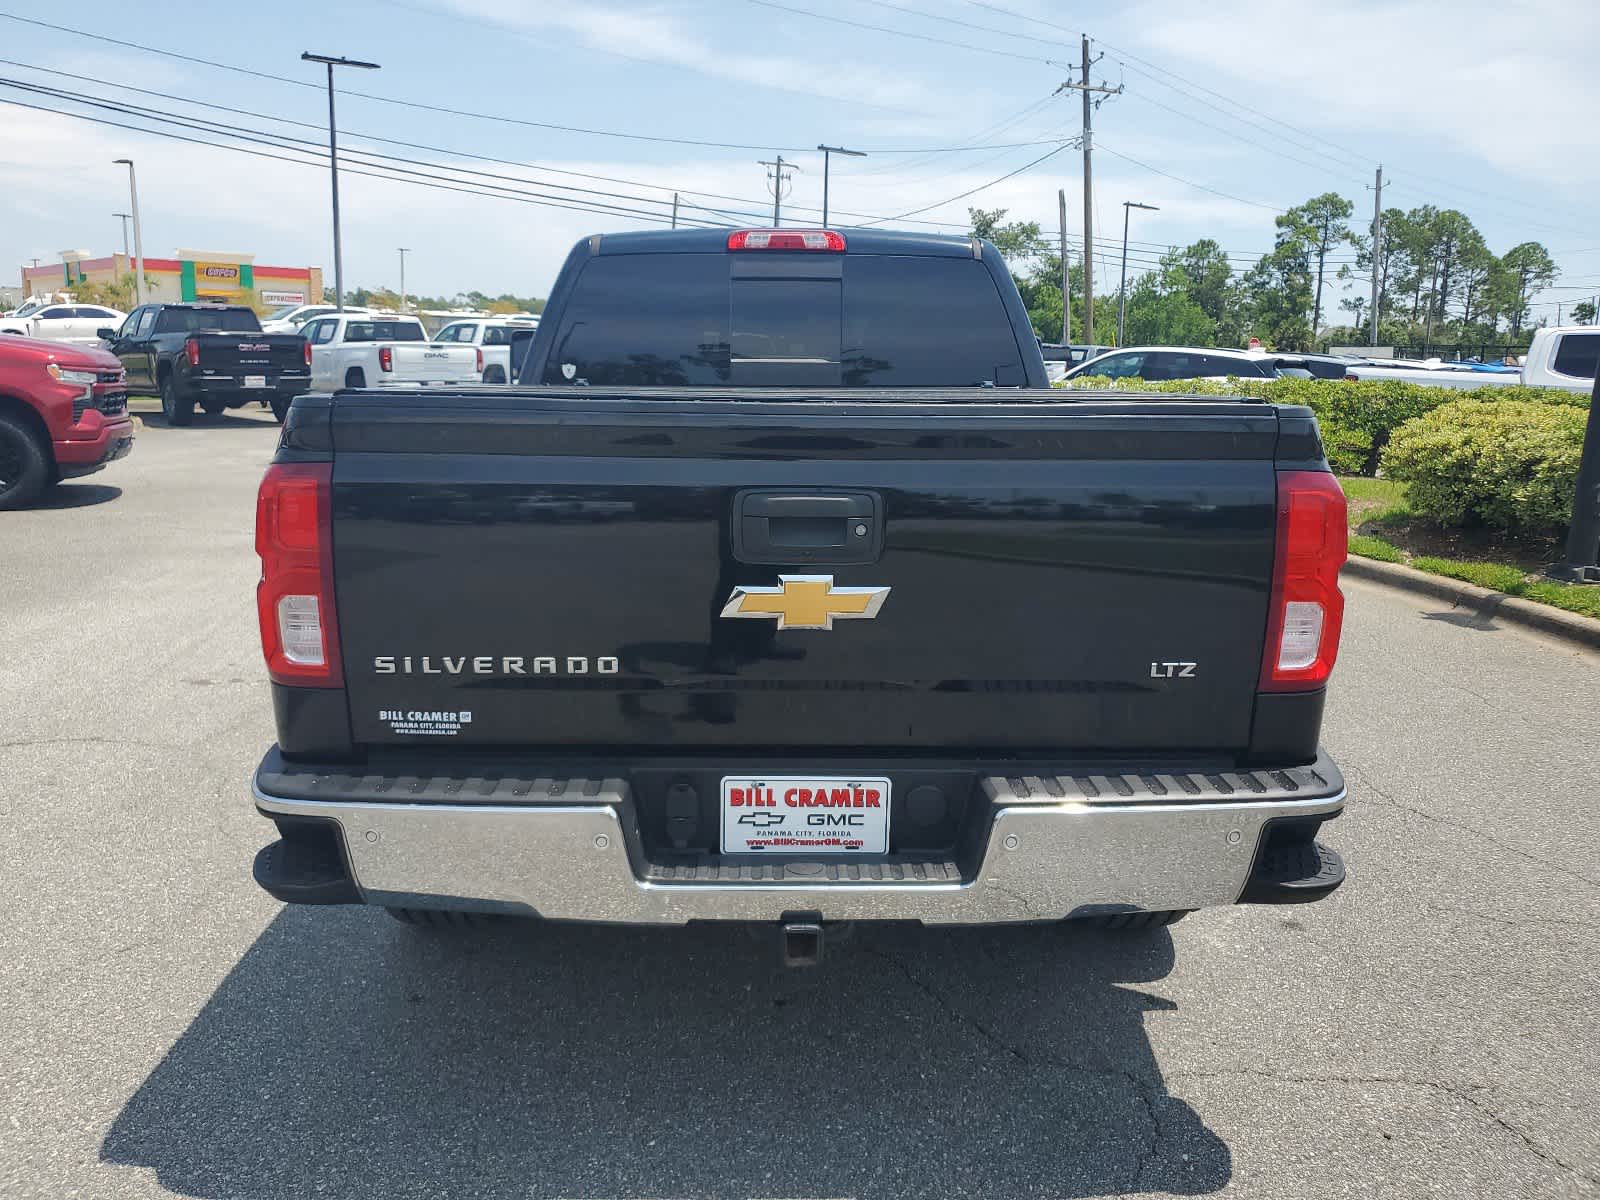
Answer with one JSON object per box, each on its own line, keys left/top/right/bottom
{"left": 0, "top": 334, "right": 133, "bottom": 509}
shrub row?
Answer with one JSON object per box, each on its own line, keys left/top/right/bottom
{"left": 1380, "top": 400, "right": 1587, "bottom": 533}
{"left": 1058, "top": 375, "right": 1586, "bottom": 476}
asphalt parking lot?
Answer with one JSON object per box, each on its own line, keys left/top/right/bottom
{"left": 2, "top": 407, "right": 1597, "bottom": 1200}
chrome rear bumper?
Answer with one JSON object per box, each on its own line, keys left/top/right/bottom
{"left": 253, "top": 754, "right": 1344, "bottom": 925}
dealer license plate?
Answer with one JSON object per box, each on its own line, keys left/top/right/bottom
{"left": 243, "top": 375, "right": 268, "bottom": 389}
{"left": 721, "top": 776, "right": 891, "bottom": 854}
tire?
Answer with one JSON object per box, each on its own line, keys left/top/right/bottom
{"left": 1085, "top": 910, "right": 1190, "bottom": 931}
{"left": 344, "top": 368, "right": 366, "bottom": 390}
{"left": 385, "top": 907, "right": 500, "bottom": 930}
{"left": 270, "top": 396, "right": 291, "bottom": 424}
{"left": 160, "top": 372, "right": 193, "bottom": 427}
{"left": 482, "top": 366, "right": 506, "bottom": 384}
{"left": 0, "top": 412, "right": 51, "bottom": 510}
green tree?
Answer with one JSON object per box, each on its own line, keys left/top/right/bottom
{"left": 1241, "top": 217, "right": 1314, "bottom": 350}
{"left": 1121, "top": 273, "right": 1215, "bottom": 345}
{"left": 1573, "top": 299, "right": 1597, "bottom": 326}
{"left": 1281, "top": 193, "right": 1354, "bottom": 333}
{"left": 1491, "top": 242, "right": 1557, "bottom": 337}
{"left": 1159, "top": 239, "right": 1240, "bottom": 336}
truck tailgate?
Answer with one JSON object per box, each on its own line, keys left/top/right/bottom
{"left": 196, "top": 333, "right": 304, "bottom": 376}
{"left": 328, "top": 391, "right": 1282, "bottom": 754}
{"left": 389, "top": 344, "right": 477, "bottom": 381}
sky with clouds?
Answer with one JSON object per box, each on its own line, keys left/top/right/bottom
{"left": 2, "top": 0, "right": 1597, "bottom": 322}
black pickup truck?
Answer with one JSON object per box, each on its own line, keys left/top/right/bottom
{"left": 103, "top": 303, "right": 310, "bottom": 426}
{"left": 250, "top": 228, "right": 1350, "bottom": 959}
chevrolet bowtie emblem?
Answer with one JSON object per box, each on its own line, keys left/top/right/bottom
{"left": 720, "top": 575, "right": 891, "bottom": 631}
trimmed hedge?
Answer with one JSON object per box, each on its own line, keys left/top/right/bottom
{"left": 1058, "top": 375, "right": 1587, "bottom": 476}
{"left": 1380, "top": 400, "right": 1586, "bottom": 533}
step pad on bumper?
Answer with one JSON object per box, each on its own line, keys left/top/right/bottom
{"left": 643, "top": 858, "right": 962, "bottom": 884}
{"left": 1240, "top": 840, "right": 1345, "bottom": 904}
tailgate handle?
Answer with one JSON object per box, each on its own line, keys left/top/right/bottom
{"left": 733, "top": 490, "right": 882, "bottom": 565}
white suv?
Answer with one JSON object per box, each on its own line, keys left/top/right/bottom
{"left": 0, "top": 302, "right": 127, "bottom": 345}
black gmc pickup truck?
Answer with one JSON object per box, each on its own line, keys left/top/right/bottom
{"left": 103, "top": 303, "right": 310, "bottom": 426}
{"left": 251, "top": 228, "right": 1349, "bottom": 959}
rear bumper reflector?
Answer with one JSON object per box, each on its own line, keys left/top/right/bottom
{"left": 253, "top": 749, "right": 1345, "bottom": 923}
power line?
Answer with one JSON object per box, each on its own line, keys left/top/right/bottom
{"left": 860, "top": 142, "right": 1076, "bottom": 224}
{"left": 0, "top": 10, "right": 1061, "bottom": 156}
{"left": 0, "top": 94, "right": 735, "bottom": 229}
{"left": 1094, "top": 142, "right": 1287, "bottom": 213}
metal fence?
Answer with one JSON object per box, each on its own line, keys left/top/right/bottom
{"left": 1391, "top": 343, "right": 1532, "bottom": 362}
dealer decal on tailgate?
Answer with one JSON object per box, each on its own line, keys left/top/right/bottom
{"left": 721, "top": 776, "right": 891, "bottom": 854}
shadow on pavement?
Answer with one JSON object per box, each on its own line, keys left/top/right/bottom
{"left": 135, "top": 408, "right": 281, "bottom": 431}
{"left": 36, "top": 483, "right": 122, "bottom": 509}
{"left": 102, "top": 912, "right": 1229, "bottom": 1199}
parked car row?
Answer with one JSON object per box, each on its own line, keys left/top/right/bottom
{"left": 1062, "top": 328, "right": 1597, "bottom": 392}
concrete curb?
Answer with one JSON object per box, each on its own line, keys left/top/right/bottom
{"left": 1342, "top": 554, "right": 1600, "bottom": 651}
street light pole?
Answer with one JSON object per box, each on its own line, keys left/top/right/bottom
{"left": 114, "top": 213, "right": 132, "bottom": 257}
{"left": 1117, "top": 201, "right": 1158, "bottom": 347}
{"left": 113, "top": 159, "right": 145, "bottom": 306}
{"left": 816, "top": 144, "right": 866, "bottom": 228}
{"left": 302, "top": 52, "right": 380, "bottom": 312}
{"left": 397, "top": 247, "right": 410, "bottom": 313}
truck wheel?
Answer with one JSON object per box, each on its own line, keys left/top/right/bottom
{"left": 1085, "top": 910, "right": 1190, "bottom": 931}
{"left": 0, "top": 412, "right": 50, "bottom": 510}
{"left": 482, "top": 366, "right": 506, "bottom": 384}
{"left": 270, "top": 396, "right": 291, "bottom": 424}
{"left": 345, "top": 368, "right": 366, "bottom": 390}
{"left": 160, "top": 374, "right": 193, "bottom": 427}
{"left": 385, "top": 906, "right": 499, "bottom": 930}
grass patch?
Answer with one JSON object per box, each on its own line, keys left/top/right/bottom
{"left": 1339, "top": 475, "right": 1600, "bottom": 622}
{"left": 1340, "top": 476, "right": 1410, "bottom": 528}
{"left": 1410, "top": 556, "right": 1527, "bottom": 592}
{"left": 1348, "top": 534, "right": 1403, "bottom": 562}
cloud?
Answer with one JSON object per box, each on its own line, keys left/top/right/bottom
{"left": 424, "top": 0, "right": 946, "bottom": 117}
{"left": 1126, "top": 0, "right": 1600, "bottom": 195}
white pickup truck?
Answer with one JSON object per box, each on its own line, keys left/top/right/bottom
{"left": 431, "top": 315, "right": 540, "bottom": 384}
{"left": 1344, "top": 327, "right": 1598, "bottom": 392}
{"left": 301, "top": 313, "right": 480, "bottom": 390}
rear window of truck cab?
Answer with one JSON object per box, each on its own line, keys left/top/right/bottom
{"left": 344, "top": 321, "right": 426, "bottom": 343}
{"left": 154, "top": 307, "right": 261, "bottom": 333}
{"left": 542, "top": 251, "right": 1028, "bottom": 388}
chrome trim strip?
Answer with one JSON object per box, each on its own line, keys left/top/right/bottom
{"left": 253, "top": 778, "right": 1345, "bottom": 925}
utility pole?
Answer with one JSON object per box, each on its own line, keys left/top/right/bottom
{"left": 1058, "top": 188, "right": 1069, "bottom": 343}
{"left": 1056, "top": 36, "right": 1121, "bottom": 345}
{"left": 113, "top": 159, "right": 145, "bottom": 306}
{"left": 671, "top": 192, "right": 679, "bottom": 229}
{"left": 114, "top": 212, "right": 132, "bottom": 257}
{"left": 817, "top": 144, "right": 867, "bottom": 228}
{"left": 302, "top": 52, "right": 381, "bottom": 311}
{"left": 1368, "top": 165, "right": 1384, "bottom": 346}
{"left": 397, "top": 247, "right": 410, "bottom": 313}
{"left": 1117, "top": 201, "right": 1158, "bottom": 346}
{"left": 759, "top": 156, "right": 798, "bottom": 226}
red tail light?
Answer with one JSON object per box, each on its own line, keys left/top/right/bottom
{"left": 727, "top": 229, "right": 846, "bottom": 252}
{"left": 184, "top": 337, "right": 200, "bottom": 367}
{"left": 475, "top": 347, "right": 484, "bottom": 373}
{"left": 256, "top": 462, "right": 342, "bottom": 687}
{"left": 303, "top": 338, "right": 313, "bottom": 367}
{"left": 378, "top": 345, "right": 393, "bottom": 372}
{"left": 1259, "top": 471, "right": 1347, "bottom": 691}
